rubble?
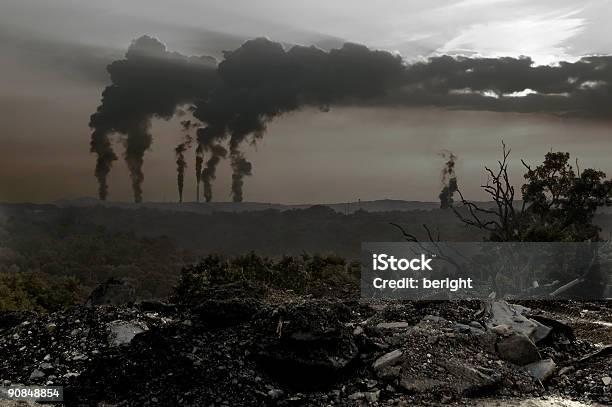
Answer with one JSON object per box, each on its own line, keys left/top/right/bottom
{"left": 0, "top": 286, "right": 609, "bottom": 406}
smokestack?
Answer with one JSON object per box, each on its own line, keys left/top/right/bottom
{"left": 439, "top": 151, "right": 458, "bottom": 209}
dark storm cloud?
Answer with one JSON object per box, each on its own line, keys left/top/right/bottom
{"left": 91, "top": 36, "right": 612, "bottom": 202}
{"left": 393, "top": 55, "right": 612, "bottom": 118}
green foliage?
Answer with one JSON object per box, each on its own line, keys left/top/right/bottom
{"left": 0, "top": 271, "right": 84, "bottom": 312}
{"left": 0, "top": 214, "right": 194, "bottom": 305}
{"left": 521, "top": 152, "right": 612, "bottom": 241}
{"left": 174, "top": 252, "right": 359, "bottom": 303}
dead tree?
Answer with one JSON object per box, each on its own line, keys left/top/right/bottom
{"left": 452, "top": 141, "right": 524, "bottom": 242}
{"left": 389, "top": 222, "right": 469, "bottom": 277}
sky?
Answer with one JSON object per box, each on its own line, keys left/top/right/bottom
{"left": 1, "top": 0, "right": 611, "bottom": 204}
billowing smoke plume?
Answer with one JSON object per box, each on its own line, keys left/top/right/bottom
{"left": 92, "top": 36, "right": 612, "bottom": 202}
{"left": 202, "top": 144, "right": 227, "bottom": 202}
{"left": 177, "top": 120, "right": 199, "bottom": 202}
{"left": 439, "top": 151, "right": 458, "bottom": 209}
{"left": 190, "top": 38, "right": 404, "bottom": 201}
{"left": 89, "top": 36, "right": 217, "bottom": 202}
{"left": 230, "top": 147, "right": 252, "bottom": 202}
{"left": 175, "top": 134, "right": 192, "bottom": 203}
{"left": 90, "top": 128, "right": 117, "bottom": 201}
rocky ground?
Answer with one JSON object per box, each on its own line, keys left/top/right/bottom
{"left": 0, "top": 282, "right": 610, "bottom": 406}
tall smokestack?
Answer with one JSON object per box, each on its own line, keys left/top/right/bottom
{"left": 439, "top": 151, "right": 458, "bottom": 209}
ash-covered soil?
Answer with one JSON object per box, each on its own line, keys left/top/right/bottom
{"left": 0, "top": 283, "right": 610, "bottom": 406}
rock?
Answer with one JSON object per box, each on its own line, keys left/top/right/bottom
{"left": 528, "top": 315, "right": 575, "bottom": 341}
{"left": 491, "top": 324, "right": 513, "bottom": 336}
{"left": 353, "top": 326, "right": 364, "bottom": 336}
{"left": 87, "top": 277, "right": 136, "bottom": 306}
{"left": 376, "top": 322, "right": 410, "bottom": 330}
{"left": 365, "top": 390, "right": 380, "bottom": 402}
{"left": 603, "top": 376, "right": 611, "bottom": 386}
{"left": 485, "top": 301, "right": 551, "bottom": 342}
{"left": 107, "top": 321, "right": 148, "bottom": 346}
{"left": 525, "top": 359, "right": 556, "bottom": 382}
{"left": 496, "top": 332, "right": 539, "bottom": 365}
{"left": 348, "top": 392, "right": 365, "bottom": 400}
{"left": 267, "top": 389, "right": 284, "bottom": 400}
{"left": 454, "top": 323, "right": 485, "bottom": 335}
{"left": 438, "top": 360, "right": 500, "bottom": 396}
{"left": 372, "top": 349, "right": 403, "bottom": 372}
{"left": 558, "top": 366, "right": 574, "bottom": 376}
{"left": 29, "top": 369, "right": 45, "bottom": 380}
{"left": 400, "top": 376, "right": 442, "bottom": 393}
{"left": 469, "top": 321, "right": 484, "bottom": 329}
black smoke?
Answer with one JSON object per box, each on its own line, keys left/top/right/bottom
{"left": 439, "top": 152, "right": 458, "bottom": 209}
{"left": 89, "top": 36, "right": 217, "bottom": 202}
{"left": 175, "top": 135, "right": 191, "bottom": 203}
{"left": 91, "top": 36, "right": 612, "bottom": 202}
{"left": 191, "top": 38, "right": 405, "bottom": 201}
{"left": 174, "top": 120, "right": 200, "bottom": 203}
{"left": 177, "top": 120, "right": 200, "bottom": 202}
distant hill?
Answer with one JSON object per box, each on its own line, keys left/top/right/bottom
{"left": 52, "top": 197, "right": 492, "bottom": 214}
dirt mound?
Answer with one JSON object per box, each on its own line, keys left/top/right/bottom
{"left": 0, "top": 290, "right": 610, "bottom": 406}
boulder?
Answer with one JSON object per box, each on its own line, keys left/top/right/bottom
{"left": 107, "top": 321, "right": 148, "bottom": 346}
{"left": 373, "top": 349, "right": 403, "bottom": 375}
{"left": 485, "top": 301, "right": 551, "bottom": 342}
{"left": 496, "top": 332, "right": 539, "bottom": 365}
{"left": 524, "top": 358, "right": 556, "bottom": 382}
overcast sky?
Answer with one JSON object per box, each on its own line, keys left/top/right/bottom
{"left": 1, "top": 0, "right": 611, "bottom": 203}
